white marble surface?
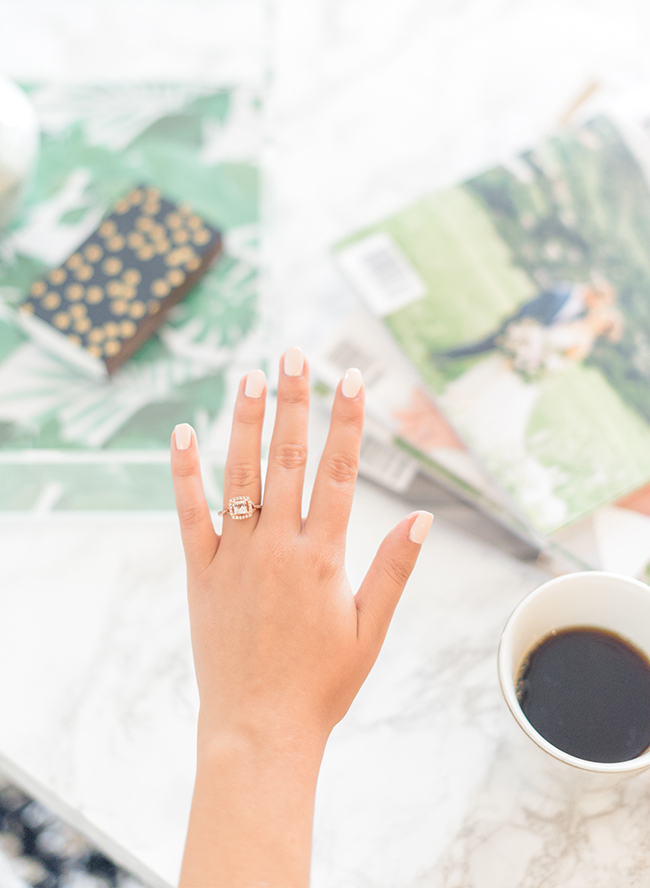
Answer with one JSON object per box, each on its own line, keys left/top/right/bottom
{"left": 3, "top": 1, "right": 650, "bottom": 886}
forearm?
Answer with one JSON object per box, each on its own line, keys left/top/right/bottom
{"left": 179, "top": 728, "right": 326, "bottom": 888}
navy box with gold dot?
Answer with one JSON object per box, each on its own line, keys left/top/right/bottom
{"left": 18, "top": 185, "right": 222, "bottom": 379}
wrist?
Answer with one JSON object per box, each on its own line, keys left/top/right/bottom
{"left": 182, "top": 714, "right": 326, "bottom": 888}
{"left": 196, "top": 712, "right": 328, "bottom": 774}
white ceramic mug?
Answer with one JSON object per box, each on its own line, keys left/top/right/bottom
{"left": 498, "top": 571, "right": 650, "bottom": 775}
{"left": 0, "top": 76, "right": 39, "bottom": 232}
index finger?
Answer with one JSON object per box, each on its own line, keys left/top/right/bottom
{"left": 304, "top": 368, "right": 364, "bottom": 543}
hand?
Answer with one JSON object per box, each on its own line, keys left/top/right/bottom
{"left": 171, "top": 346, "right": 432, "bottom": 752}
{"left": 171, "top": 347, "right": 432, "bottom": 888}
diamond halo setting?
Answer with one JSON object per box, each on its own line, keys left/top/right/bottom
{"left": 218, "top": 495, "right": 262, "bottom": 520}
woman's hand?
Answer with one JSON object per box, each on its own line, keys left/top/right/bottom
{"left": 171, "top": 347, "right": 432, "bottom": 888}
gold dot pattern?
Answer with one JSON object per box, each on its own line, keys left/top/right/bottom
{"left": 151, "top": 279, "right": 171, "bottom": 298}
{"left": 85, "top": 243, "right": 103, "bottom": 262}
{"left": 123, "top": 269, "right": 141, "bottom": 286}
{"left": 102, "top": 257, "right": 123, "bottom": 276}
{"left": 65, "top": 284, "right": 84, "bottom": 301}
{"left": 120, "top": 320, "right": 137, "bottom": 338}
{"left": 137, "top": 244, "right": 156, "bottom": 261}
{"left": 128, "top": 232, "right": 145, "bottom": 249}
{"left": 107, "top": 281, "right": 124, "bottom": 298}
{"left": 21, "top": 185, "right": 220, "bottom": 369}
{"left": 107, "top": 235, "right": 126, "bottom": 252}
{"left": 99, "top": 221, "right": 117, "bottom": 238}
{"left": 167, "top": 269, "right": 185, "bottom": 287}
{"left": 53, "top": 312, "right": 71, "bottom": 330}
{"left": 193, "top": 228, "right": 211, "bottom": 246}
{"left": 88, "top": 328, "right": 105, "bottom": 344}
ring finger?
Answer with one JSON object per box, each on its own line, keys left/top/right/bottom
{"left": 220, "top": 368, "right": 267, "bottom": 537}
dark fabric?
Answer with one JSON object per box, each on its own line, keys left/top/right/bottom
{"left": 0, "top": 780, "right": 147, "bottom": 888}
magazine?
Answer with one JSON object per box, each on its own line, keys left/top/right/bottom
{"left": 334, "top": 115, "right": 650, "bottom": 548}
{"left": 312, "top": 309, "right": 543, "bottom": 559}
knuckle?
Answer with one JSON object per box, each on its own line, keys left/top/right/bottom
{"left": 273, "top": 442, "right": 308, "bottom": 472}
{"left": 280, "top": 386, "right": 309, "bottom": 408}
{"left": 380, "top": 557, "right": 412, "bottom": 590}
{"left": 173, "top": 459, "right": 197, "bottom": 479}
{"left": 336, "top": 405, "right": 364, "bottom": 432}
{"left": 224, "top": 462, "right": 259, "bottom": 489}
{"left": 234, "top": 402, "right": 262, "bottom": 426}
{"left": 263, "top": 536, "right": 294, "bottom": 575}
{"left": 314, "top": 547, "right": 340, "bottom": 581}
{"left": 323, "top": 452, "right": 358, "bottom": 486}
{"left": 177, "top": 503, "right": 206, "bottom": 528}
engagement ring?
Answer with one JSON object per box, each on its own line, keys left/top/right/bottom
{"left": 219, "top": 496, "right": 262, "bottom": 520}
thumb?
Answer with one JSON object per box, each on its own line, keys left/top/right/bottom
{"left": 355, "top": 511, "right": 433, "bottom": 657}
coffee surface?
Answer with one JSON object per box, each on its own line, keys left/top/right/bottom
{"left": 516, "top": 626, "right": 650, "bottom": 763}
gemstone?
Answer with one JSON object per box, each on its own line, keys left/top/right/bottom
{"left": 229, "top": 496, "right": 253, "bottom": 518}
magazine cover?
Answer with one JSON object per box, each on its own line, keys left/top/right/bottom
{"left": 0, "top": 84, "right": 263, "bottom": 512}
{"left": 335, "top": 116, "right": 650, "bottom": 536}
{"left": 312, "top": 308, "right": 542, "bottom": 558}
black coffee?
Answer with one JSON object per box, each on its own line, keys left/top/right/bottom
{"left": 516, "top": 626, "right": 650, "bottom": 763}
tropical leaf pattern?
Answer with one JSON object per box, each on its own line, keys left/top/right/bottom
{"left": 0, "top": 84, "right": 262, "bottom": 511}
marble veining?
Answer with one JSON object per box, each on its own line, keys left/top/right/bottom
{"left": 3, "top": 0, "right": 650, "bottom": 886}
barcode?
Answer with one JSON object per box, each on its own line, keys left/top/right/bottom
{"left": 359, "top": 430, "right": 418, "bottom": 493}
{"left": 326, "top": 339, "right": 384, "bottom": 387}
{"left": 335, "top": 232, "right": 427, "bottom": 316}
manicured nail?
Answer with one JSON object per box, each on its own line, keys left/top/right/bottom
{"left": 245, "top": 368, "right": 266, "bottom": 398}
{"left": 342, "top": 367, "right": 363, "bottom": 399}
{"left": 174, "top": 423, "right": 194, "bottom": 451}
{"left": 284, "top": 346, "right": 304, "bottom": 377}
{"left": 408, "top": 511, "right": 434, "bottom": 544}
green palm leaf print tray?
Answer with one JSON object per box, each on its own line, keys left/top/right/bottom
{"left": 0, "top": 84, "right": 262, "bottom": 511}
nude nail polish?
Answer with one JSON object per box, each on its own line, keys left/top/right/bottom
{"left": 174, "top": 423, "right": 193, "bottom": 451}
{"left": 245, "top": 368, "right": 266, "bottom": 398}
{"left": 408, "top": 511, "right": 434, "bottom": 544}
{"left": 284, "top": 346, "right": 304, "bottom": 377}
{"left": 342, "top": 367, "right": 363, "bottom": 399}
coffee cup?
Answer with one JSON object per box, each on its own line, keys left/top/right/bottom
{"left": 498, "top": 571, "right": 650, "bottom": 775}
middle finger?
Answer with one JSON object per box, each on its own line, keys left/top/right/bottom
{"left": 260, "top": 346, "right": 309, "bottom": 531}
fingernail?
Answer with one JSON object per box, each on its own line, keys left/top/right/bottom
{"left": 174, "top": 423, "right": 194, "bottom": 451}
{"left": 408, "top": 511, "right": 434, "bottom": 544}
{"left": 284, "top": 346, "right": 304, "bottom": 377}
{"left": 245, "top": 368, "right": 266, "bottom": 398}
{"left": 342, "top": 367, "right": 363, "bottom": 399}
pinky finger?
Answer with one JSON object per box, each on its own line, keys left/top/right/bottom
{"left": 171, "top": 423, "right": 219, "bottom": 575}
